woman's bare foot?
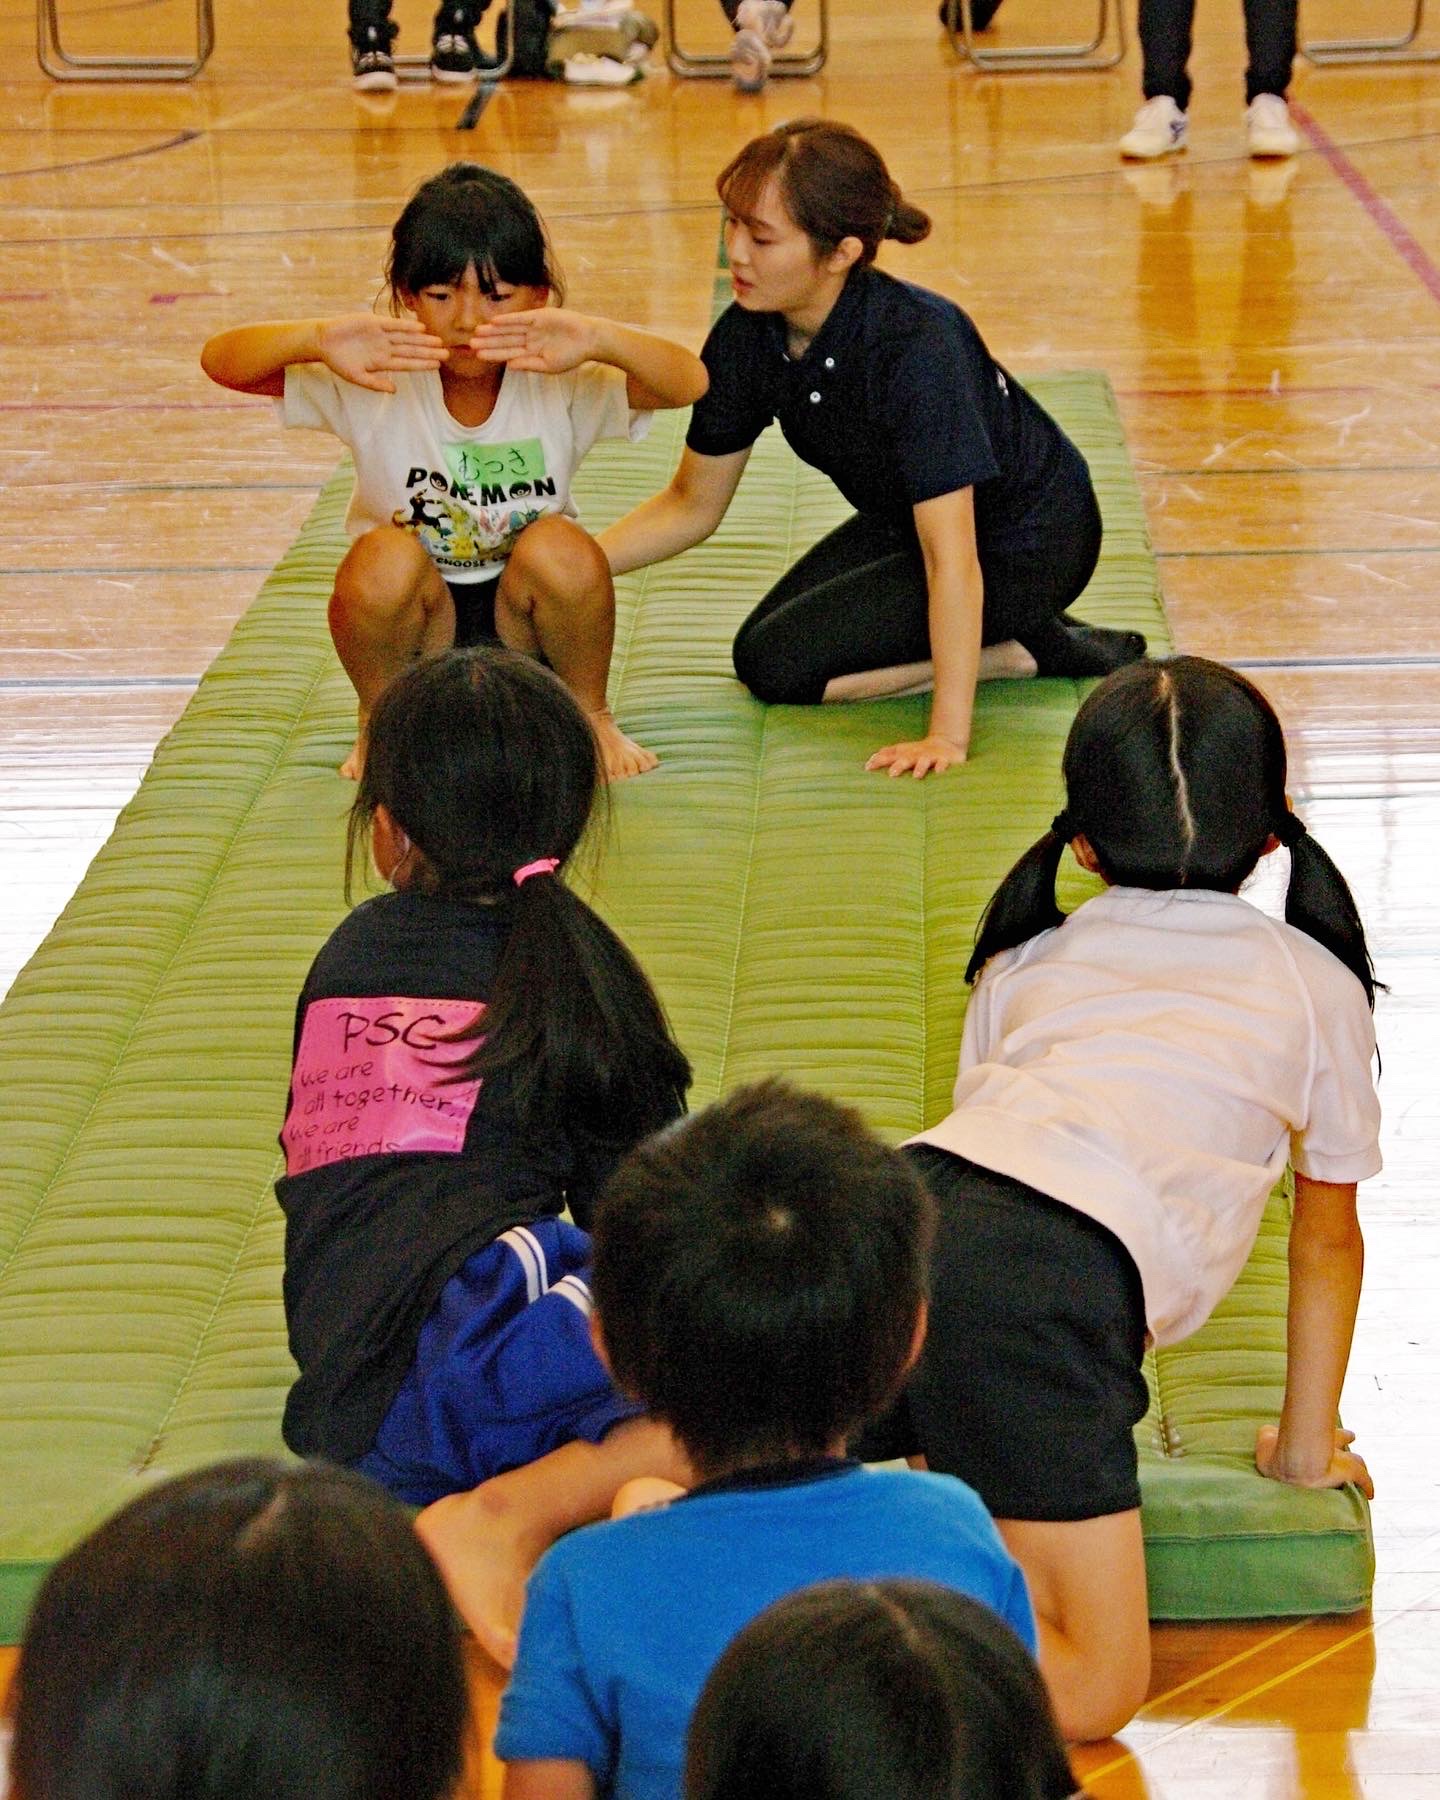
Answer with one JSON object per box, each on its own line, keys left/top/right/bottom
{"left": 591, "top": 708, "right": 658, "bottom": 781}
{"left": 414, "top": 1485, "right": 549, "bottom": 1670}
{"left": 339, "top": 739, "right": 364, "bottom": 781}
{"left": 978, "top": 639, "right": 1039, "bottom": 680}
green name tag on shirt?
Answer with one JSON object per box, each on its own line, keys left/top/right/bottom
{"left": 444, "top": 437, "right": 548, "bottom": 492}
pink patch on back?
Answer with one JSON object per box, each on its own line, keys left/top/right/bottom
{"left": 281, "top": 997, "right": 485, "bottom": 1176}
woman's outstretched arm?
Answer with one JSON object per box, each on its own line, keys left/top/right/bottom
{"left": 597, "top": 445, "right": 751, "bottom": 576}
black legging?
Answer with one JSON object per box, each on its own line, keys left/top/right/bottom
{"left": 1139, "top": 0, "right": 1297, "bottom": 107}
{"left": 731, "top": 462, "right": 1105, "bottom": 706}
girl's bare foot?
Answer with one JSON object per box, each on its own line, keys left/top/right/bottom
{"left": 591, "top": 708, "right": 658, "bottom": 781}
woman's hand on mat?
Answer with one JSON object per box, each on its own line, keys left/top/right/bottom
{"left": 865, "top": 733, "right": 968, "bottom": 779}
{"left": 316, "top": 315, "right": 447, "bottom": 392}
{"left": 1255, "top": 1424, "right": 1375, "bottom": 1498}
{"left": 470, "top": 308, "right": 603, "bottom": 374}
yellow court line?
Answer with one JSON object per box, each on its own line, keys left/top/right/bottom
{"left": 1088, "top": 1530, "right": 1440, "bottom": 1783}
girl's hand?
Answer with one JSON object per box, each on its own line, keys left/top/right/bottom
{"left": 865, "top": 733, "right": 968, "bottom": 779}
{"left": 315, "top": 314, "right": 447, "bottom": 392}
{"left": 469, "top": 308, "right": 601, "bottom": 375}
{"left": 1255, "top": 1424, "right": 1375, "bottom": 1498}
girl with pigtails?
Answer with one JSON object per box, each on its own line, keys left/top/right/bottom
{"left": 600, "top": 119, "right": 1146, "bottom": 780}
{"left": 869, "top": 655, "right": 1381, "bottom": 1741}
{"left": 276, "top": 646, "right": 693, "bottom": 1665}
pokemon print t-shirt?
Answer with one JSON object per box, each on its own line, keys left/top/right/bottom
{"left": 275, "top": 890, "right": 656, "bottom": 1464}
{"left": 282, "top": 359, "right": 649, "bottom": 582}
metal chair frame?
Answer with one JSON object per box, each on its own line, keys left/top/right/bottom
{"left": 664, "top": 0, "right": 827, "bottom": 78}
{"left": 944, "top": 0, "right": 1124, "bottom": 72}
{"left": 37, "top": 0, "right": 214, "bottom": 80}
{"left": 1301, "top": 0, "right": 1436, "bottom": 63}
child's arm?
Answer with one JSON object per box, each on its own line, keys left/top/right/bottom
{"left": 470, "top": 310, "right": 708, "bottom": 410}
{"left": 1255, "top": 1174, "right": 1374, "bottom": 1495}
{"left": 503, "top": 1762, "right": 597, "bottom": 1800}
{"left": 200, "top": 316, "right": 447, "bottom": 398}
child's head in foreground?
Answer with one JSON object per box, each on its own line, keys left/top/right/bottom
{"left": 590, "top": 1079, "right": 935, "bottom": 1477}
{"left": 967, "top": 653, "right": 1377, "bottom": 1003}
{"left": 685, "top": 1578, "right": 1077, "bottom": 1800}
{"left": 6, "top": 1458, "right": 468, "bottom": 1800}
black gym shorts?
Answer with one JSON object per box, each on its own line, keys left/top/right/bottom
{"left": 859, "top": 1146, "right": 1150, "bottom": 1523}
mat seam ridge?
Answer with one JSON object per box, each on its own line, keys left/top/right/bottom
{"left": 0, "top": 653, "right": 334, "bottom": 1299}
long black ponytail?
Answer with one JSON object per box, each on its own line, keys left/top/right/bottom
{"left": 349, "top": 648, "right": 691, "bottom": 1145}
{"left": 967, "top": 656, "right": 1379, "bottom": 1006}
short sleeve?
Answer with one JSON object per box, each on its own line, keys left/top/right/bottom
{"left": 494, "top": 1553, "right": 614, "bottom": 1776}
{"left": 1291, "top": 971, "right": 1382, "bottom": 1184}
{"left": 565, "top": 361, "right": 651, "bottom": 461}
{"left": 875, "top": 318, "right": 1001, "bottom": 508}
{"left": 685, "top": 307, "right": 775, "bottom": 456}
{"left": 280, "top": 363, "right": 351, "bottom": 437}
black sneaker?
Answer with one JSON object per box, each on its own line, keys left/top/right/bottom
{"left": 431, "top": 4, "right": 483, "bottom": 80}
{"left": 351, "top": 18, "right": 398, "bottom": 88}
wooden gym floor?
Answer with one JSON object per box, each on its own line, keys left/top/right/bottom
{"left": 1, "top": 0, "right": 1438, "bottom": 1792}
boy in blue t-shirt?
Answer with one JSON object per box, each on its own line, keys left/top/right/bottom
{"left": 495, "top": 1080, "right": 1036, "bottom": 1800}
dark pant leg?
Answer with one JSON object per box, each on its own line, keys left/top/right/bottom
{"left": 1242, "top": 0, "right": 1297, "bottom": 100}
{"left": 1138, "top": 0, "right": 1197, "bottom": 108}
{"left": 979, "top": 451, "right": 1104, "bottom": 647}
{"left": 731, "top": 514, "right": 932, "bottom": 705}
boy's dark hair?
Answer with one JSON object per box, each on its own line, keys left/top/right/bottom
{"left": 967, "top": 654, "right": 1379, "bottom": 1006}
{"left": 685, "top": 1578, "right": 1077, "bottom": 1800}
{"left": 6, "top": 1459, "right": 469, "bottom": 1800}
{"left": 591, "top": 1080, "right": 934, "bottom": 1472}
{"left": 386, "top": 160, "right": 565, "bottom": 303}
{"left": 349, "top": 647, "right": 691, "bottom": 1151}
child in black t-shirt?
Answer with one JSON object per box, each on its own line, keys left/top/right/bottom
{"left": 276, "top": 645, "right": 692, "bottom": 1664}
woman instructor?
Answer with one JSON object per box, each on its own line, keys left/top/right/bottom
{"left": 600, "top": 121, "right": 1146, "bottom": 778}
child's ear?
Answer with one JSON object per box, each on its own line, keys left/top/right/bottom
{"left": 1071, "top": 832, "right": 1103, "bottom": 875}
{"left": 371, "top": 805, "right": 411, "bottom": 885}
{"left": 903, "top": 1300, "right": 928, "bottom": 1374}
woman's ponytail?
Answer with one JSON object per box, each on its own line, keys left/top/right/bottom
{"left": 965, "top": 818, "right": 1071, "bottom": 982}
{"left": 1279, "top": 815, "right": 1380, "bottom": 1009}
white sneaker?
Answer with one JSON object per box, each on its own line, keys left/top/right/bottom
{"left": 730, "top": 26, "right": 770, "bottom": 89}
{"left": 1246, "top": 93, "right": 1300, "bottom": 158}
{"left": 1118, "top": 96, "right": 1188, "bottom": 160}
{"left": 735, "top": 0, "right": 794, "bottom": 46}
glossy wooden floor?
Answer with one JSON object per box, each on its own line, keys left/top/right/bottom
{"left": 2, "top": 0, "right": 1439, "bottom": 1793}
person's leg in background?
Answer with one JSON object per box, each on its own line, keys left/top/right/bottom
{"left": 718, "top": 0, "right": 795, "bottom": 90}
{"left": 1242, "top": 0, "right": 1301, "bottom": 156}
{"left": 1118, "top": 0, "right": 1195, "bottom": 158}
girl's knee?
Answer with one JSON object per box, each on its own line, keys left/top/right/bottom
{"left": 332, "top": 526, "right": 440, "bottom": 626}
{"left": 505, "top": 515, "right": 609, "bottom": 603}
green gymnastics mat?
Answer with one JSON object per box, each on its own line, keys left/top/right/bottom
{"left": 0, "top": 374, "right": 1372, "bottom": 1642}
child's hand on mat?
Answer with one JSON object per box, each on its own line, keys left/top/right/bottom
{"left": 316, "top": 315, "right": 447, "bottom": 392}
{"left": 1255, "top": 1424, "right": 1375, "bottom": 1498}
{"left": 470, "top": 307, "right": 602, "bottom": 375}
{"left": 865, "top": 733, "right": 968, "bottom": 779}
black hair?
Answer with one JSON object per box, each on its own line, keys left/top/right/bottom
{"left": 385, "top": 161, "right": 565, "bottom": 304}
{"left": 717, "top": 120, "right": 931, "bottom": 270}
{"left": 349, "top": 647, "right": 690, "bottom": 1150}
{"left": 686, "top": 1579, "right": 1079, "bottom": 1800}
{"left": 6, "top": 1459, "right": 468, "bottom": 1800}
{"left": 590, "top": 1079, "right": 933, "bottom": 1473}
{"left": 966, "top": 655, "right": 1379, "bottom": 1006}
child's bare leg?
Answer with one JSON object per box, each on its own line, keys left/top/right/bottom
{"left": 496, "top": 517, "right": 657, "bottom": 782}
{"left": 997, "top": 1510, "right": 1150, "bottom": 1743}
{"left": 414, "top": 1419, "right": 690, "bottom": 1668}
{"left": 329, "top": 526, "right": 454, "bottom": 777}
{"left": 821, "top": 641, "right": 1037, "bottom": 705}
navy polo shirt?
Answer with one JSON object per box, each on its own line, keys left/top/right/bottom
{"left": 687, "top": 266, "right": 1080, "bottom": 555}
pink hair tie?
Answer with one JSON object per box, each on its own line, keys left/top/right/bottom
{"left": 513, "top": 857, "right": 560, "bottom": 887}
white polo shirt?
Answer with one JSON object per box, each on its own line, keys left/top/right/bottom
{"left": 909, "top": 887, "right": 1381, "bottom": 1346}
{"left": 282, "top": 360, "right": 648, "bottom": 583}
